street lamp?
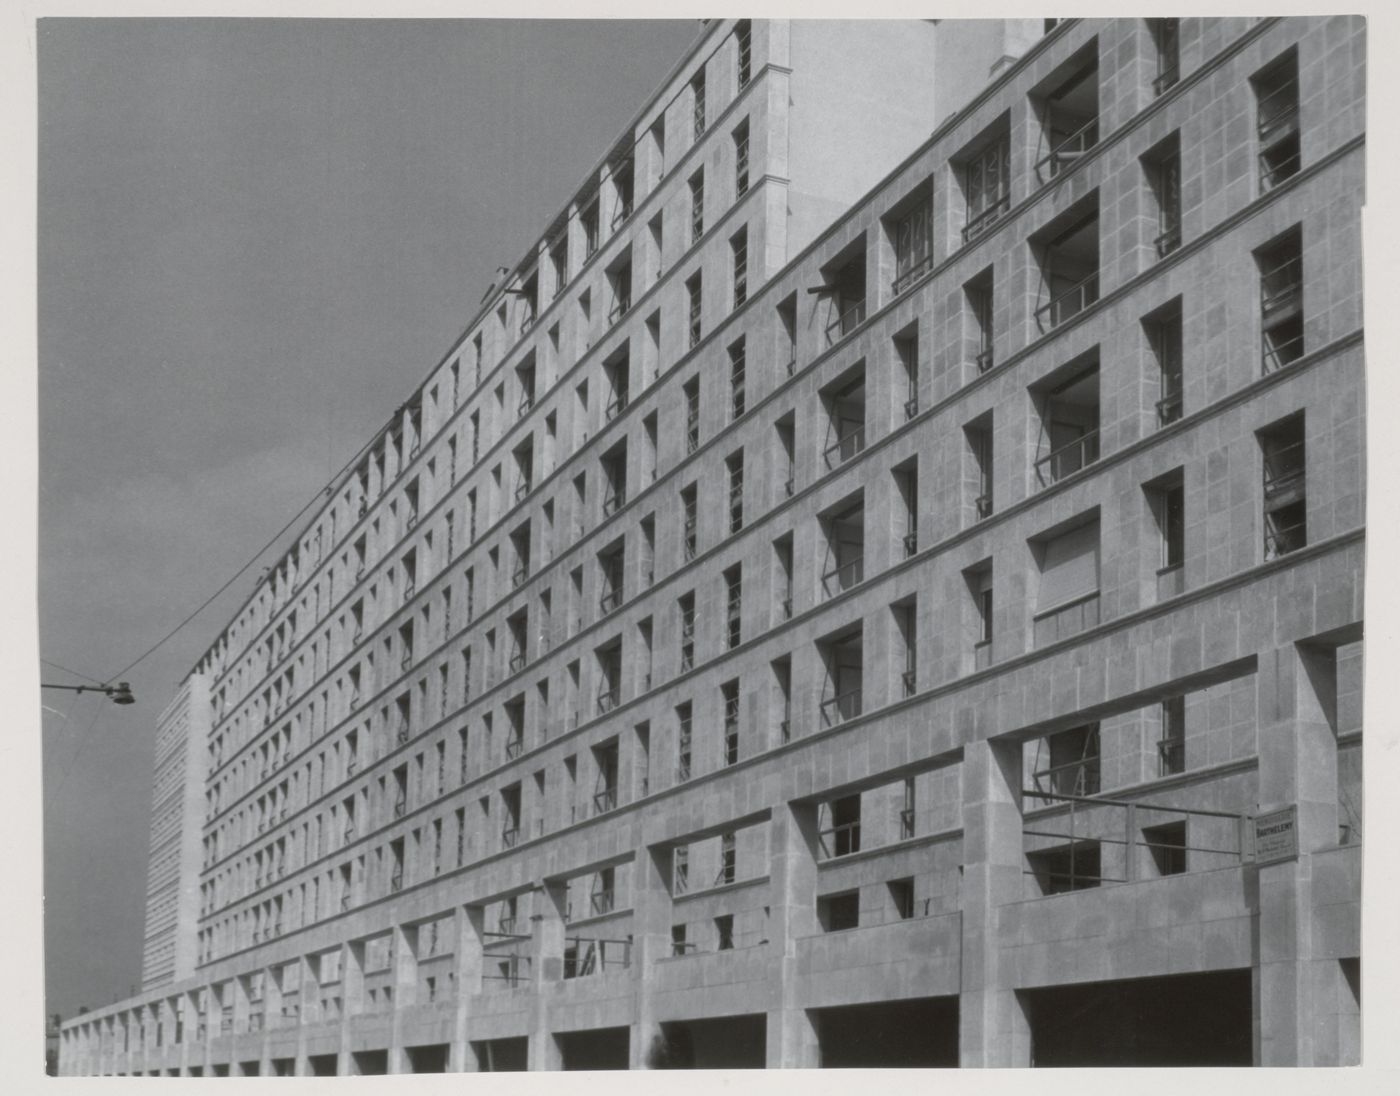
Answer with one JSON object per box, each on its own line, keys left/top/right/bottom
{"left": 41, "top": 681, "right": 135, "bottom": 705}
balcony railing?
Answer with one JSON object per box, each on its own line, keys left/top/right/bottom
{"left": 1035, "top": 118, "right": 1098, "bottom": 181}
{"left": 900, "top": 807, "right": 916, "bottom": 840}
{"left": 602, "top": 487, "right": 625, "bottom": 516}
{"left": 902, "top": 530, "right": 918, "bottom": 559}
{"left": 514, "top": 478, "right": 531, "bottom": 502}
{"left": 1263, "top": 439, "right": 1306, "bottom": 502}
{"left": 1021, "top": 788, "right": 1249, "bottom": 890}
{"left": 904, "top": 393, "right": 919, "bottom": 421}
{"left": 393, "top": 797, "right": 407, "bottom": 818}
{"left": 599, "top": 586, "right": 622, "bottom": 614}
{"left": 1257, "top": 78, "right": 1300, "bottom": 142}
{"left": 1264, "top": 517, "right": 1307, "bottom": 561}
{"left": 505, "top": 735, "right": 524, "bottom": 760}
{"left": 1156, "top": 736, "right": 1185, "bottom": 777}
{"left": 608, "top": 295, "right": 631, "bottom": 326}
{"left": 563, "top": 936, "right": 630, "bottom": 978}
{"left": 511, "top": 563, "right": 529, "bottom": 589}
{"left": 962, "top": 192, "right": 1011, "bottom": 243}
{"left": 1035, "top": 271, "right": 1099, "bottom": 331}
{"left": 824, "top": 299, "right": 867, "bottom": 345}
{"left": 605, "top": 391, "right": 629, "bottom": 421}
{"left": 1154, "top": 221, "right": 1182, "bottom": 258}
{"left": 593, "top": 787, "right": 617, "bottom": 815}
{"left": 501, "top": 825, "right": 520, "bottom": 848}
{"left": 780, "top": 594, "right": 793, "bottom": 620}
{"left": 1156, "top": 562, "right": 1185, "bottom": 601}
{"left": 818, "top": 819, "right": 861, "bottom": 859}
{"left": 508, "top": 649, "right": 527, "bottom": 673}
{"left": 821, "top": 555, "right": 864, "bottom": 598}
{"left": 1156, "top": 382, "right": 1183, "bottom": 425}
{"left": 783, "top": 473, "right": 795, "bottom": 498}
{"left": 1262, "top": 328, "right": 1305, "bottom": 374}
{"left": 1152, "top": 64, "right": 1180, "bottom": 96}
{"left": 1260, "top": 254, "right": 1303, "bottom": 318}
{"left": 823, "top": 426, "right": 866, "bottom": 469}
{"left": 596, "top": 685, "right": 620, "bottom": 713}
{"left": 390, "top": 869, "right": 404, "bottom": 892}
{"left": 902, "top": 669, "right": 917, "bottom": 698}
{"left": 820, "top": 687, "right": 863, "bottom": 728}
{"left": 975, "top": 492, "right": 993, "bottom": 520}
{"left": 892, "top": 253, "right": 934, "bottom": 295}
{"left": 1034, "top": 428, "right": 1100, "bottom": 486}
{"left": 480, "top": 949, "right": 530, "bottom": 989}
{"left": 785, "top": 353, "right": 797, "bottom": 378}
{"left": 1032, "top": 755, "right": 1101, "bottom": 799}
{"left": 976, "top": 346, "right": 995, "bottom": 374}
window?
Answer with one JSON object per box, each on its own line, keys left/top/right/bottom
{"left": 550, "top": 235, "right": 568, "bottom": 295}
{"left": 726, "top": 452, "right": 744, "bottom": 534}
{"left": 1254, "top": 50, "right": 1300, "bottom": 191}
{"left": 1032, "top": 514, "right": 1101, "bottom": 647}
{"left": 607, "top": 256, "right": 632, "bottom": 326}
{"left": 966, "top": 269, "right": 994, "bottom": 374}
{"left": 731, "top": 227, "right": 748, "bottom": 308}
{"left": 1034, "top": 723, "right": 1101, "bottom": 798}
{"left": 733, "top": 119, "right": 750, "bottom": 196}
{"left": 1158, "top": 695, "right": 1185, "bottom": 776}
{"left": 689, "top": 169, "right": 705, "bottom": 243}
{"left": 897, "top": 601, "right": 917, "bottom": 697}
{"left": 728, "top": 339, "right": 746, "bottom": 420}
{"left": 716, "top": 831, "right": 736, "bottom": 886}
{"left": 722, "top": 679, "right": 740, "bottom": 764}
{"left": 683, "top": 378, "right": 701, "bottom": 454}
{"left": 895, "top": 327, "right": 919, "bottom": 419}
{"left": 1144, "top": 133, "right": 1181, "bottom": 257}
{"left": 678, "top": 592, "right": 695, "bottom": 670}
{"left": 774, "top": 535, "right": 794, "bottom": 622}
{"left": 892, "top": 200, "right": 932, "bottom": 294}
{"left": 1033, "top": 197, "right": 1099, "bottom": 333}
{"left": 686, "top": 273, "right": 703, "bottom": 349}
{"left": 691, "top": 69, "right": 706, "bottom": 139}
{"left": 681, "top": 484, "right": 698, "bottom": 560}
{"left": 671, "top": 924, "right": 689, "bottom": 954}
{"left": 889, "top": 878, "right": 915, "bottom": 920}
{"left": 1260, "top": 414, "right": 1306, "bottom": 560}
{"left": 1149, "top": 471, "right": 1185, "bottom": 599}
{"left": 582, "top": 200, "right": 600, "bottom": 260}
{"left": 715, "top": 914, "right": 734, "bottom": 950}
{"left": 672, "top": 846, "right": 689, "bottom": 894}
{"left": 610, "top": 159, "right": 633, "bottom": 230}
{"left": 1033, "top": 47, "right": 1099, "bottom": 182}
{"left": 1028, "top": 840, "right": 1101, "bottom": 894}
{"left": 1144, "top": 821, "right": 1187, "bottom": 876}
{"left": 962, "top": 122, "right": 1011, "bottom": 242}
{"left": 966, "top": 415, "right": 993, "bottom": 521}
{"left": 776, "top": 416, "right": 795, "bottom": 498}
{"left": 1258, "top": 227, "right": 1304, "bottom": 373}
{"left": 724, "top": 565, "right": 742, "bottom": 648}
{"left": 735, "top": 20, "right": 752, "bottom": 89}
{"left": 676, "top": 703, "right": 693, "bottom": 781}
{"left": 818, "top": 891, "right": 860, "bottom": 932}
{"left": 1150, "top": 18, "right": 1180, "bottom": 95}
{"left": 1033, "top": 352, "right": 1100, "bottom": 486}
{"left": 1146, "top": 300, "right": 1183, "bottom": 425}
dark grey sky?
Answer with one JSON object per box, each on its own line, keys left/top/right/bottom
{"left": 38, "top": 16, "right": 700, "bottom": 1019}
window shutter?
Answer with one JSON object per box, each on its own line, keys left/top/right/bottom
{"left": 1037, "top": 520, "right": 1100, "bottom": 610}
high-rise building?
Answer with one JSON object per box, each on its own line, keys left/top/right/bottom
{"left": 61, "top": 15, "right": 1365, "bottom": 1073}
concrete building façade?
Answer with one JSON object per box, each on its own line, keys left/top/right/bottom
{"left": 60, "top": 15, "right": 1365, "bottom": 1073}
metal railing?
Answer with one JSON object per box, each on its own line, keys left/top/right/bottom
{"left": 514, "top": 478, "right": 531, "bottom": 502}
{"left": 1034, "top": 428, "right": 1100, "bottom": 486}
{"left": 785, "top": 354, "right": 797, "bottom": 378}
{"left": 823, "top": 426, "right": 866, "bottom": 469}
{"left": 1256, "top": 78, "right": 1299, "bottom": 141}
{"left": 962, "top": 193, "right": 1010, "bottom": 243}
{"left": 511, "top": 563, "right": 528, "bottom": 589}
{"left": 1154, "top": 221, "right": 1182, "bottom": 257}
{"left": 824, "top": 298, "right": 867, "bottom": 345}
{"left": 1152, "top": 65, "right": 1180, "bottom": 96}
{"left": 903, "top": 393, "right": 919, "bottom": 421}
{"left": 1035, "top": 118, "right": 1098, "bottom": 181}
{"left": 598, "top": 585, "right": 622, "bottom": 614}
{"left": 780, "top": 594, "right": 793, "bottom": 620}
{"left": 480, "top": 947, "right": 531, "bottom": 989}
{"left": 1260, "top": 253, "right": 1303, "bottom": 317}
{"left": 596, "top": 685, "right": 620, "bottom": 713}
{"left": 563, "top": 936, "right": 630, "bottom": 978}
{"left": 500, "top": 825, "right": 519, "bottom": 848}
{"left": 1262, "top": 327, "right": 1305, "bottom": 374}
{"left": 1263, "top": 439, "right": 1307, "bottom": 500}
{"left": 976, "top": 346, "right": 995, "bottom": 374}
{"left": 903, "top": 530, "right": 918, "bottom": 558}
{"left": 1259, "top": 145, "right": 1302, "bottom": 190}
{"left": 1022, "top": 788, "right": 1250, "bottom": 890}
{"left": 602, "top": 487, "right": 625, "bottom": 516}
{"left": 892, "top": 253, "right": 933, "bottom": 295}
{"left": 593, "top": 786, "right": 617, "bottom": 815}
{"left": 821, "top": 555, "right": 864, "bottom": 597}
{"left": 505, "top": 735, "right": 524, "bottom": 760}
{"left": 820, "top": 688, "right": 863, "bottom": 728}
{"left": 1034, "top": 271, "right": 1099, "bottom": 331}
{"left": 818, "top": 819, "right": 861, "bottom": 859}
{"left": 393, "top": 797, "right": 407, "bottom": 818}
{"left": 783, "top": 473, "right": 795, "bottom": 498}
{"left": 389, "top": 869, "right": 403, "bottom": 892}
{"left": 589, "top": 886, "right": 616, "bottom": 915}
{"left": 1032, "top": 756, "right": 1101, "bottom": 798}
{"left": 1264, "top": 517, "right": 1307, "bottom": 560}
{"left": 607, "top": 295, "right": 631, "bottom": 327}
{"left": 902, "top": 669, "right": 917, "bottom": 698}
{"left": 1156, "top": 383, "right": 1183, "bottom": 425}
{"left": 508, "top": 650, "right": 527, "bottom": 673}
{"left": 1156, "top": 736, "right": 1185, "bottom": 777}
{"left": 975, "top": 492, "right": 993, "bottom": 520}
{"left": 605, "top": 391, "right": 629, "bottom": 420}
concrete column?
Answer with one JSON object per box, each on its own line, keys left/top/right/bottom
{"left": 765, "top": 802, "right": 821, "bottom": 1067}
{"left": 336, "top": 942, "right": 360, "bottom": 1077}
{"left": 451, "top": 905, "right": 484, "bottom": 1072}
{"left": 629, "top": 843, "right": 673, "bottom": 1068}
{"left": 387, "top": 922, "right": 416, "bottom": 1073}
{"left": 959, "top": 735, "right": 1031, "bottom": 1066}
{"left": 1254, "top": 642, "right": 1343, "bottom": 1066}
{"left": 528, "top": 880, "right": 567, "bottom": 1070}
{"left": 293, "top": 955, "right": 317, "bottom": 1076}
